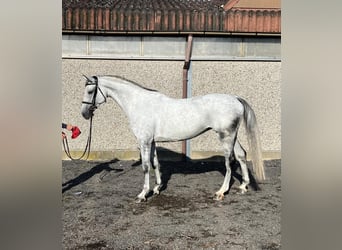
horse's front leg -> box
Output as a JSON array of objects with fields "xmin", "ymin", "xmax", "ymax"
[{"xmin": 136, "ymin": 141, "xmax": 152, "ymax": 203}]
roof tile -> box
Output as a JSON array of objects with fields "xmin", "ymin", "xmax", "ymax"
[{"xmin": 62, "ymin": 0, "xmax": 281, "ymax": 34}]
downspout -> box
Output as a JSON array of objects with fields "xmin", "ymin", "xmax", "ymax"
[{"xmin": 182, "ymin": 34, "xmax": 193, "ymax": 160}]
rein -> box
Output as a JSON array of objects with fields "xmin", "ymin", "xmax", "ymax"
[
  {"xmin": 62, "ymin": 76, "xmax": 104, "ymax": 161},
  {"xmin": 62, "ymin": 115, "xmax": 93, "ymax": 160}
]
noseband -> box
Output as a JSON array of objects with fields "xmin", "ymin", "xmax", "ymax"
[{"xmin": 82, "ymin": 76, "xmax": 107, "ymax": 114}]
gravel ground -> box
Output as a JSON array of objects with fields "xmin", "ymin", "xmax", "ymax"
[{"xmin": 62, "ymin": 158, "xmax": 281, "ymax": 250}]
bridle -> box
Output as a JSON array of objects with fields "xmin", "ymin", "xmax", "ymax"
[
  {"xmin": 62, "ymin": 75, "xmax": 106, "ymax": 161},
  {"xmin": 81, "ymin": 75, "xmax": 107, "ymax": 112}
]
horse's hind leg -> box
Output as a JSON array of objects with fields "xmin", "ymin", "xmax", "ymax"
[
  {"xmin": 151, "ymin": 141, "xmax": 162, "ymax": 195},
  {"xmin": 234, "ymin": 140, "xmax": 250, "ymax": 194},
  {"xmin": 136, "ymin": 141, "xmax": 152, "ymax": 202},
  {"xmin": 214, "ymin": 131, "xmax": 237, "ymax": 201}
]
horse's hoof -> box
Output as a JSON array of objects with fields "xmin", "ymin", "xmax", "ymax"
[
  {"xmin": 213, "ymin": 193, "xmax": 224, "ymax": 201},
  {"xmin": 135, "ymin": 197, "xmax": 146, "ymax": 203},
  {"xmin": 153, "ymin": 186, "xmax": 161, "ymax": 195},
  {"xmin": 238, "ymin": 185, "xmax": 248, "ymax": 194}
]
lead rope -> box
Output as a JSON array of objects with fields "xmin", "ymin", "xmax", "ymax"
[{"xmin": 62, "ymin": 115, "xmax": 93, "ymax": 161}]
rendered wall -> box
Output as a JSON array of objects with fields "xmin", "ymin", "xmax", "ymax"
[
  {"xmin": 62, "ymin": 59, "xmax": 280, "ymax": 160},
  {"xmin": 191, "ymin": 61, "xmax": 281, "ymax": 159}
]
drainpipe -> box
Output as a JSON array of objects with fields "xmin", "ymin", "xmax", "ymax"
[{"xmin": 182, "ymin": 34, "xmax": 193, "ymax": 160}]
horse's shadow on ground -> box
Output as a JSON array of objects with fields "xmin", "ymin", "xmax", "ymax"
[
  {"xmin": 62, "ymin": 159, "xmax": 123, "ymax": 193},
  {"xmin": 62, "ymin": 148, "xmax": 260, "ymax": 195},
  {"xmin": 132, "ymin": 147, "xmax": 261, "ymax": 198}
]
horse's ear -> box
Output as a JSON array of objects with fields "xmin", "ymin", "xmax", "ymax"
[{"xmin": 82, "ymin": 74, "xmax": 91, "ymax": 81}]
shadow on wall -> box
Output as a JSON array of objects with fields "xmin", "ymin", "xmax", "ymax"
[{"xmin": 62, "ymin": 147, "xmax": 260, "ymax": 194}]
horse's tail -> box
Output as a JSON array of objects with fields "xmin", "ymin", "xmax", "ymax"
[{"xmin": 237, "ymin": 97, "xmax": 266, "ymax": 182}]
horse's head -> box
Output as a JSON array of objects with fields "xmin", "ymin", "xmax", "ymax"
[{"xmin": 81, "ymin": 75, "xmax": 107, "ymax": 120}]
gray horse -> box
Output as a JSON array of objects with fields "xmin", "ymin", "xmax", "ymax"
[{"xmin": 81, "ymin": 75, "xmax": 265, "ymax": 202}]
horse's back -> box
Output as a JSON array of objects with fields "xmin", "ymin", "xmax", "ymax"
[{"xmin": 193, "ymin": 94, "xmax": 244, "ymax": 116}]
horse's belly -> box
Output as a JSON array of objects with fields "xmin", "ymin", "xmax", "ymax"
[{"xmin": 154, "ymin": 114, "xmax": 210, "ymax": 142}]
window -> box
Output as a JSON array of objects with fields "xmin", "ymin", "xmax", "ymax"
[
  {"xmin": 191, "ymin": 37, "xmax": 280, "ymax": 60},
  {"xmin": 62, "ymin": 35, "xmax": 280, "ymax": 61}
]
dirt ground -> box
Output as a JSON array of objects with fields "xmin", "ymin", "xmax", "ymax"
[{"xmin": 62, "ymin": 157, "xmax": 281, "ymax": 250}]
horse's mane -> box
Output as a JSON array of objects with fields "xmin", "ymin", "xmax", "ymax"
[{"xmin": 100, "ymin": 75, "xmax": 157, "ymax": 92}]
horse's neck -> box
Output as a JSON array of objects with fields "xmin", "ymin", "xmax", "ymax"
[{"xmin": 103, "ymin": 80, "xmax": 151, "ymax": 114}]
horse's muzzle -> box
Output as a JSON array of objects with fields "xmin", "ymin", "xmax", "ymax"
[
  {"xmin": 81, "ymin": 103, "xmax": 97, "ymax": 120},
  {"xmin": 81, "ymin": 108, "xmax": 92, "ymax": 120},
  {"xmin": 81, "ymin": 111, "xmax": 90, "ymax": 120}
]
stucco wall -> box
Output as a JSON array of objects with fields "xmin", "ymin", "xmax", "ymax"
[
  {"xmin": 191, "ymin": 61, "xmax": 281, "ymax": 155},
  {"xmin": 62, "ymin": 59, "xmax": 280, "ymax": 160}
]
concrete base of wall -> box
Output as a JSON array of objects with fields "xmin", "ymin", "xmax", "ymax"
[{"xmin": 62, "ymin": 150, "xmax": 280, "ymax": 161}]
